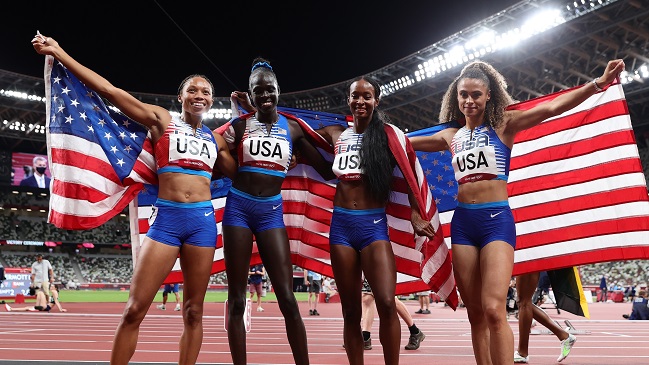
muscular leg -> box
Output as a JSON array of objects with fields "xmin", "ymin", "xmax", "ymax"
[
  {"xmin": 452, "ymin": 244, "xmax": 490, "ymax": 365},
  {"xmin": 256, "ymin": 228, "xmax": 309, "ymax": 365},
  {"xmin": 362, "ymin": 241, "xmax": 399, "ymax": 365},
  {"xmin": 162, "ymin": 292, "xmax": 168, "ymax": 305},
  {"xmin": 177, "ymin": 244, "xmax": 215, "ymax": 365},
  {"xmin": 223, "ymin": 225, "xmax": 254, "ymax": 365},
  {"xmin": 516, "ymin": 273, "xmax": 569, "ymax": 358},
  {"xmin": 395, "ymin": 298, "xmax": 414, "ymax": 327},
  {"xmin": 174, "ymin": 291, "xmax": 181, "ymax": 306},
  {"xmin": 361, "ymin": 293, "xmax": 376, "ymax": 332},
  {"xmin": 515, "ymin": 272, "xmax": 538, "ymax": 358},
  {"xmin": 330, "ymin": 244, "xmax": 363, "ymax": 365},
  {"xmin": 480, "ymin": 241, "xmax": 515, "ymax": 365},
  {"xmin": 111, "ymin": 238, "xmax": 179, "ymax": 365}
]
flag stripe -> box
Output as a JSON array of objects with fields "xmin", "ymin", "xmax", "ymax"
[
  {"xmin": 416, "ymin": 82, "xmax": 649, "ymax": 276},
  {"xmin": 45, "ymin": 56, "xmax": 156, "ymax": 230}
]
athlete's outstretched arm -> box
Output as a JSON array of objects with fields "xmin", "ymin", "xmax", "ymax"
[{"xmin": 32, "ymin": 33, "xmax": 169, "ymax": 134}]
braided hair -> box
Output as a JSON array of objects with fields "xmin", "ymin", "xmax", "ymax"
[
  {"xmin": 438, "ymin": 61, "xmax": 515, "ymax": 129},
  {"xmin": 348, "ymin": 76, "xmax": 394, "ymax": 203}
]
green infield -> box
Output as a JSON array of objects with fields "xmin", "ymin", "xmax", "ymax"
[{"xmin": 30, "ymin": 290, "xmax": 310, "ymax": 303}]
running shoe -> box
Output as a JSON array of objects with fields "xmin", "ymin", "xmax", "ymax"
[
  {"xmin": 422, "ymin": 309, "xmax": 431, "ymax": 314},
  {"xmin": 557, "ymin": 334, "xmax": 577, "ymax": 362},
  {"xmin": 4, "ymin": 303, "xmax": 11, "ymax": 312},
  {"xmin": 256, "ymin": 306, "xmax": 264, "ymax": 312},
  {"xmin": 313, "ymin": 309, "xmax": 320, "ymax": 316},
  {"xmin": 514, "ymin": 351, "xmax": 529, "ymax": 363},
  {"xmin": 156, "ymin": 304, "xmax": 166, "ymax": 310},
  {"xmin": 415, "ymin": 309, "xmax": 423, "ymax": 314},
  {"xmin": 174, "ymin": 304, "xmax": 181, "ymax": 311},
  {"xmin": 404, "ymin": 331, "xmax": 426, "ymax": 350},
  {"xmin": 364, "ymin": 338, "xmax": 372, "ymax": 350}
]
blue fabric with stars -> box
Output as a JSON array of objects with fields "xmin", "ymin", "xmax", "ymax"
[
  {"xmin": 406, "ymin": 121, "xmax": 463, "ymax": 213},
  {"xmin": 48, "ymin": 60, "xmax": 149, "ymax": 183}
]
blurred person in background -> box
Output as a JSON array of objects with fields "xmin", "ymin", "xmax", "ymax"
[
  {"xmin": 157, "ymin": 283, "xmax": 182, "ymax": 311},
  {"xmin": 20, "ymin": 156, "xmax": 51, "ymax": 188},
  {"xmin": 31, "ymin": 254, "xmax": 54, "ymax": 297},
  {"xmin": 5, "ymin": 284, "xmax": 67, "ymax": 312}
]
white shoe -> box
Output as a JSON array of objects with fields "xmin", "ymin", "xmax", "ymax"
[
  {"xmin": 557, "ymin": 334, "xmax": 577, "ymax": 362},
  {"xmin": 174, "ymin": 304, "xmax": 181, "ymax": 311},
  {"xmin": 256, "ymin": 307, "xmax": 264, "ymax": 312},
  {"xmin": 156, "ymin": 304, "xmax": 166, "ymax": 310},
  {"xmin": 5, "ymin": 303, "xmax": 12, "ymax": 312},
  {"xmin": 514, "ymin": 351, "xmax": 529, "ymax": 363}
]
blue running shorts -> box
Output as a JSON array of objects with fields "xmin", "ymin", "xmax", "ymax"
[{"xmin": 451, "ymin": 201, "xmax": 516, "ymax": 249}]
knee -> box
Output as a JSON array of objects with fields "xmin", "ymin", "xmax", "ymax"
[
  {"xmin": 464, "ymin": 304, "xmax": 485, "ymax": 323},
  {"xmin": 228, "ymin": 297, "xmax": 247, "ymax": 318},
  {"xmin": 517, "ymin": 299, "xmax": 533, "ymax": 313},
  {"xmin": 483, "ymin": 304, "xmax": 506, "ymax": 327},
  {"xmin": 341, "ymin": 306, "xmax": 362, "ymax": 324},
  {"xmin": 374, "ymin": 296, "xmax": 396, "ymax": 318},
  {"xmin": 183, "ymin": 303, "xmax": 203, "ymax": 328},
  {"xmin": 121, "ymin": 302, "xmax": 148, "ymax": 326},
  {"xmin": 361, "ymin": 295, "xmax": 374, "ymax": 307}
]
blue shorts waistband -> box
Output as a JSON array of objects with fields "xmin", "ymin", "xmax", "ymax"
[
  {"xmin": 158, "ymin": 166, "xmax": 212, "ymax": 179},
  {"xmin": 457, "ymin": 200, "xmax": 509, "ymax": 209},
  {"xmin": 333, "ymin": 206, "xmax": 386, "ymax": 215},
  {"xmin": 230, "ymin": 187, "xmax": 282, "ymax": 201},
  {"xmin": 155, "ymin": 198, "xmax": 213, "ymax": 208}
]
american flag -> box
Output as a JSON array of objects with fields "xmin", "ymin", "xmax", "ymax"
[
  {"xmin": 133, "ymin": 108, "xmax": 459, "ymax": 307},
  {"xmin": 408, "ymin": 81, "xmax": 649, "ymax": 274},
  {"xmin": 44, "ymin": 56, "xmax": 157, "ymax": 230}
]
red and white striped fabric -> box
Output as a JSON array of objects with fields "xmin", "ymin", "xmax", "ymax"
[
  {"xmin": 433, "ymin": 81, "xmax": 649, "ymax": 274},
  {"xmin": 131, "ymin": 111, "xmax": 459, "ymax": 308},
  {"xmin": 44, "ymin": 55, "xmax": 158, "ymax": 230}
]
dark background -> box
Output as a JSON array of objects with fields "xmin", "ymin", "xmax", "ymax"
[{"xmin": 0, "ymin": 1, "xmax": 519, "ymax": 96}]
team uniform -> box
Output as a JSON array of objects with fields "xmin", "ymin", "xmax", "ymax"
[
  {"xmin": 222, "ymin": 114, "xmax": 293, "ymax": 232},
  {"xmin": 449, "ymin": 123, "xmax": 516, "ymax": 249},
  {"xmin": 329, "ymin": 128, "xmax": 390, "ymax": 251},
  {"xmin": 146, "ymin": 116, "xmax": 218, "ymax": 248}
]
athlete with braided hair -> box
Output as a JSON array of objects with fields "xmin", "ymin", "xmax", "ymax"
[
  {"xmin": 316, "ymin": 76, "xmax": 435, "ymax": 365},
  {"xmin": 409, "ymin": 59, "xmax": 624, "ymax": 365}
]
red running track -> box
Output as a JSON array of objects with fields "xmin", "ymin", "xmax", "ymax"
[{"xmin": 1, "ymin": 300, "xmax": 648, "ymax": 364}]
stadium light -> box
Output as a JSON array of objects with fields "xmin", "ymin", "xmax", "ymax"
[{"xmin": 381, "ymin": 0, "xmax": 619, "ymax": 97}]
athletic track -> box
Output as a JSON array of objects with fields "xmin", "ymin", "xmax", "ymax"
[{"xmin": 1, "ymin": 300, "xmax": 647, "ymax": 364}]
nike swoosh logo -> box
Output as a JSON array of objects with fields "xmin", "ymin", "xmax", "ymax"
[
  {"xmin": 373, "ymin": 218, "xmax": 384, "ymax": 224},
  {"xmin": 204, "ymin": 211, "xmax": 213, "ymax": 216},
  {"xmin": 490, "ymin": 211, "xmax": 503, "ymax": 218},
  {"xmin": 273, "ymin": 204, "xmax": 282, "ymax": 210}
]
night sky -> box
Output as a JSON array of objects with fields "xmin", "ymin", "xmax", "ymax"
[{"xmin": 1, "ymin": 1, "xmax": 520, "ymax": 96}]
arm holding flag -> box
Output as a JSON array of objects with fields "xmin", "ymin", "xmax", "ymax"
[
  {"xmin": 33, "ymin": 32, "xmax": 231, "ymax": 364},
  {"xmin": 502, "ymin": 59, "xmax": 625, "ymax": 139},
  {"xmin": 406, "ymin": 58, "xmax": 626, "ymax": 364},
  {"xmin": 32, "ymin": 34, "xmax": 171, "ymax": 138}
]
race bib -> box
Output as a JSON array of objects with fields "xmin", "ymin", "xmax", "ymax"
[
  {"xmin": 452, "ymin": 145, "xmax": 498, "ymax": 183},
  {"xmin": 168, "ymin": 132, "xmax": 217, "ymax": 170},
  {"xmin": 241, "ymin": 135, "xmax": 291, "ymax": 171}
]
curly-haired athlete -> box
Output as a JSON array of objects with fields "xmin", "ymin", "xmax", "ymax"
[{"xmin": 410, "ymin": 59, "xmax": 624, "ymax": 365}]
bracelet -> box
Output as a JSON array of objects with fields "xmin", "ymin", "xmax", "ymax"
[{"xmin": 592, "ymin": 78, "xmax": 603, "ymax": 92}]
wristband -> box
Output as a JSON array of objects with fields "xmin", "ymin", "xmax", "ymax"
[{"xmin": 592, "ymin": 78, "xmax": 603, "ymax": 92}]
